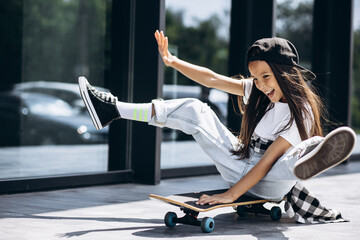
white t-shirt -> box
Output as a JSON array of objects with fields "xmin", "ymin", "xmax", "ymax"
[{"xmin": 242, "ymin": 79, "xmax": 312, "ymax": 147}]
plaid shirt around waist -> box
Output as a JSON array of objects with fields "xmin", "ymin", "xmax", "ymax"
[
  {"xmin": 285, "ymin": 181, "xmax": 348, "ymax": 223},
  {"xmin": 249, "ymin": 135, "xmax": 273, "ymax": 154}
]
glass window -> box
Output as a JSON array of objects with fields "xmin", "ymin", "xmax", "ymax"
[
  {"xmin": 0, "ymin": 0, "xmax": 110, "ymax": 179},
  {"xmin": 352, "ymin": 0, "xmax": 360, "ymax": 154},
  {"xmin": 161, "ymin": 0, "xmax": 231, "ymax": 169},
  {"xmin": 276, "ymin": 0, "xmax": 314, "ymax": 69}
]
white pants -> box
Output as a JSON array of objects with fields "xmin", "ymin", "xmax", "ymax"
[{"xmin": 149, "ymin": 98, "xmax": 322, "ymax": 201}]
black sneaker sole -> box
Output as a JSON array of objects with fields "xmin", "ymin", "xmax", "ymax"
[
  {"xmin": 294, "ymin": 127, "xmax": 356, "ymax": 180},
  {"xmin": 78, "ymin": 76, "xmax": 103, "ymax": 130}
]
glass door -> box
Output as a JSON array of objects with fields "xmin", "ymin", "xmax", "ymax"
[{"xmin": 161, "ymin": 0, "xmax": 231, "ymax": 169}]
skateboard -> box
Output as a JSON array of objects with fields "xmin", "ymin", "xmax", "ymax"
[{"xmin": 149, "ymin": 189, "xmax": 283, "ymax": 233}]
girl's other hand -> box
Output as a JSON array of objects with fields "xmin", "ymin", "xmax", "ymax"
[
  {"xmin": 154, "ymin": 30, "xmax": 175, "ymax": 67},
  {"xmin": 196, "ymin": 193, "xmax": 234, "ymax": 206}
]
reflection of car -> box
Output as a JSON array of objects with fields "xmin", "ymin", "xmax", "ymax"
[
  {"xmin": 162, "ymin": 84, "xmax": 228, "ymax": 141},
  {"xmin": 0, "ymin": 90, "xmax": 108, "ymax": 146},
  {"xmin": 14, "ymin": 81, "xmax": 109, "ymax": 115},
  {"xmin": 11, "ymin": 81, "xmax": 228, "ymax": 143}
]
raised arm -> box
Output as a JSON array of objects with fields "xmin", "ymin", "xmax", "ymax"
[
  {"xmin": 196, "ymin": 136, "xmax": 292, "ymax": 205},
  {"xmin": 155, "ymin": 30, "xmax": 245, "ymax": 96}
]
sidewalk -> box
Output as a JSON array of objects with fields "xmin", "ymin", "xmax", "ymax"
[{"xmin": 1, "ymin": 161, "xmax": 360, "ymax": 240}]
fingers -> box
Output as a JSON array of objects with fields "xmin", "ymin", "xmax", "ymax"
[
  {"xmin": 196, "ymin": 194, "xmax": 219, "ymax": 206},
  {"xmin": 155, "ymin": 30, "xmax": 173, "ymax": 66},
  {"xmin": 196, "ymin": 194, "xmax": 208, "ymax": 205},
  {"xmin": 154, "ymin": 30, "xmax": 167, "ymax": 54},
  {"xmin": 154, "ymin": 30, "xmax": 161, "ymax": 51},
  {"xmin": 164, "ymin": 36, "xmax": 169, "ymax": 57},
  {"xmin": 160, "ymin": 31, "xmax": 166, "ymax": 56}
]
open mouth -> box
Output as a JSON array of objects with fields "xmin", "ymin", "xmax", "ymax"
[{"xmin": 265, "ymin": 89, "xmax": 275, "ymax": 98}]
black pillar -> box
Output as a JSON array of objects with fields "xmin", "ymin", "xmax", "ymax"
[
  {"xmin": 108, "ymin": 0, "xmax": 165, "ymax": 185},
  {"xmin": 131, "ymin": 0, "xmax": 165, "ymax": 184},
  {"xmin": 227, "ymin": 0, "xmax": 275, "ymax": 132},
  {"xmin": 0, "ymin": 0, "xmax": 23, "ymax": 147},
  {"xmin": 108, "ymin": 0, "xmax": 135, "ymax": 172},
  {"xmin": 312, "ymin": 0, "xmax": 353, "ymax": 131},
  {"xmin": 0, "ymin": 0, "xmax": 23, "ymax": 91}
]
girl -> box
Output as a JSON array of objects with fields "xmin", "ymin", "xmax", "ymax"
[{"xmin": 78, "ymin": 30, "xmax": 356, "ymax": 223}]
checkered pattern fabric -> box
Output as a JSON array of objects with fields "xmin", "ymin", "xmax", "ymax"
[
  {"xmin": 250, "ymin": 135, "xmax": 273, "ymax": 154},
  {"xmin": 284, "ymin": 181, "xmax": 348, "ymax": 223}
]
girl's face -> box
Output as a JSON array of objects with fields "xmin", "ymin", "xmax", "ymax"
[{"xmin": 248, "ymin": 60, "xmax": 286, "ymax": 103}]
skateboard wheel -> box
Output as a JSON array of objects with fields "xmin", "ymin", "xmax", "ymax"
[
  {"xmin": 270, "ymin": 206, "xmax": 282, "ymax": 221},
  {"xmin": 164, "ymin": 212, "xmax": 177, "ymax": 227},
  {"xmin": 236, "ymin": 206, "xmax": 247, "ymax": 217},
  {"xmin": 201, "ymin": 217, "xmax": 215, "ymax": 233}
]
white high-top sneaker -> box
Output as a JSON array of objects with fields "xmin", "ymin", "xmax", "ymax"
[{"xmin": 294, "ymin": 126, "xmax": 356, "ymax": 180}]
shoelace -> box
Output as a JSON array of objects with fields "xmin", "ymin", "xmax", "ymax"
[{"xmin": 88, "ymin": 85, "xmax": 117, "ymax": 103}]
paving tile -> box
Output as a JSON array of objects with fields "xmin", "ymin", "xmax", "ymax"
[{"xmin": 1, "ymin": 162, "xmax": 360, "ymax": 239}]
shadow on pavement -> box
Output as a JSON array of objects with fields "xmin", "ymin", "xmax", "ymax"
[{"xmin": 54, "ymin": 212, "xmax": 301, "ymax": 239}]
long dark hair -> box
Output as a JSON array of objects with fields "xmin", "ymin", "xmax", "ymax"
[{"xmin": 232, "ymin": 62, "xmax": 325, "ymax": 159}]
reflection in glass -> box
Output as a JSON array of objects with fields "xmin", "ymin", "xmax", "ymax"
[
  {"xmin": 351, "ymin": 0, "xmax": 360, "ymax": 154},
  {"xmin": 0, "ymin": 0, "xmax": 110, "ymax": 179},
  {"xmin": 26, "ymin": 95, "xmax": 75, "ymax": 117},
  {"xmin": 276, "ymin": 0, "xmax": 314, "ymax": 69},
  {"xmin": 161, "ymin": 0, "xmax": 231, "ymax": 169}
]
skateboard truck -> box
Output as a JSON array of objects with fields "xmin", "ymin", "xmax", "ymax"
[
  {"xmin": 164, "ymin": 208, "xmax": 215, "ymax": 233},
  {"xmin": 236, "ymin": 204, "xmax": 282, "ymax": 220}
]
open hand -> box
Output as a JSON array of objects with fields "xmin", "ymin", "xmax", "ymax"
[
  {"xmin": 196, "ymin": 193, "xmax": 234, "ymax": 206},
  {"xmin": 154, "ymin": 30, "xmax": 175, "ymax": 67}
]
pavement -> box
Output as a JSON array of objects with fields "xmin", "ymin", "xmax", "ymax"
[{"xmin": 1, "ymin": 160, "xmax": 360, "ymax": 240}]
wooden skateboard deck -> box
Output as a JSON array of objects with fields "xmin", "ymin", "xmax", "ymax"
[
  {"xmin": 149, "ymin": 189, "xmax": 270, "ymax": 212},
  {"xmin": 149, "ymin": 189, "xmax": 283, "ymax": 233}
]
